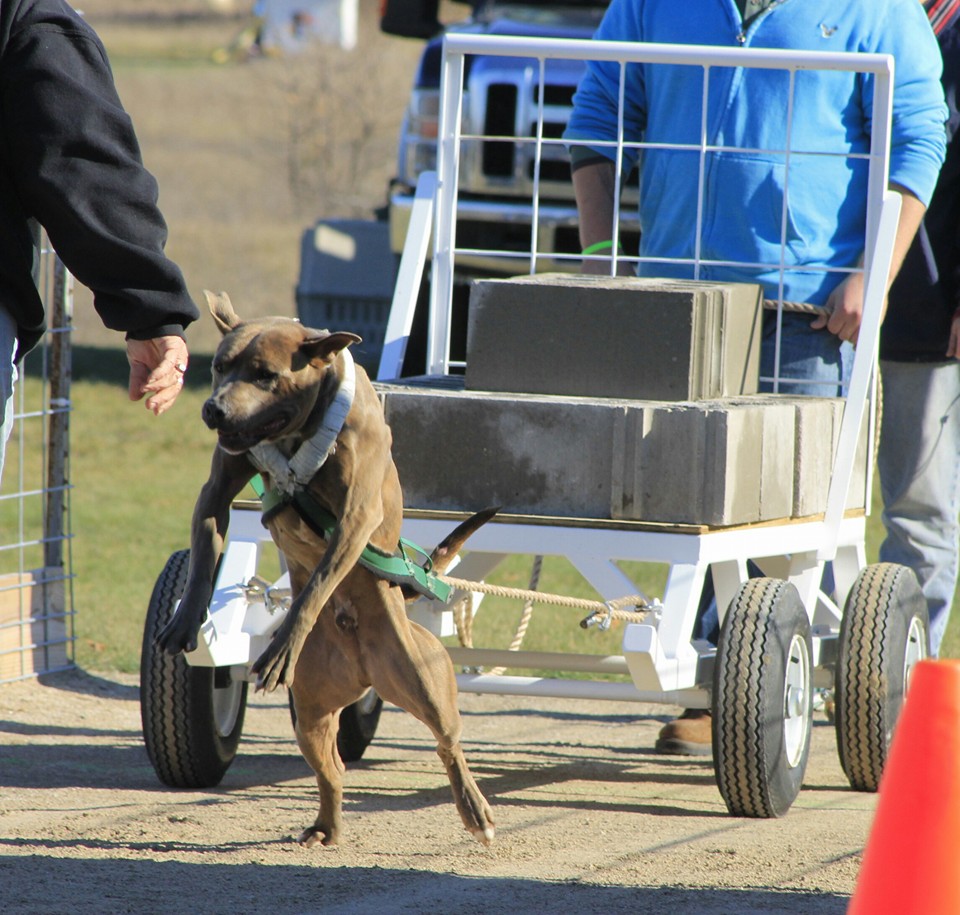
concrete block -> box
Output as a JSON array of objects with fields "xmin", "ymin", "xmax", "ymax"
[
  {"xmin": 793, "ymin": 398, "xmax": 839, "ymax": 518},
  {"xmin": 612, "ymin": 403, "xmax": 761, "ymax": 526},
  {"xmin": 379, "ymin": 379, "xmax": 623, "ymax": 518},
  {"xmin": 464, "ymin": 273, "xmax": 763, "ymax": 402},
  {"xmin": 611, "ymin": 398, "xmax": 795, "ymax": 525},
  {"xmin": 715, "ymin": 396, "xmax": 803, "ymax": 522},
  {"xmin": 755, "ymin": 396, "xmax": 868, "ymax": 517},
  {"xmin": 377, "ymin": 380, "xmax": 866, "ymax": 525}
]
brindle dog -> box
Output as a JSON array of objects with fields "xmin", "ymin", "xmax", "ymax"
[{"xmin": 158, "ymin": 291, "xmax": 495, "ymax": 847}]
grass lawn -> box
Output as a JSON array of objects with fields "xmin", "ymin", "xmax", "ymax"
[{"xmin": 6, "ymin": 347, "xmax": 953, "ymax": 674}]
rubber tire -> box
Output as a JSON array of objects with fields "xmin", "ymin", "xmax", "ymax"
[
  {"xmin": 713, "ymin": 578, "xmax": 813, "ymax": 818},
  {"xmin": 140, "ymin": 549, "xmax": 248, "ymax": 788},
  {"xmin": 336, "ymin": 688, "xmax": 383, "ymax": 761},
  {"xmin": 835, "ymin": 562, "xmax": 929, "ymax": 792},
  {"xmin": 288, "ymin": 687, "xmax": 383, "ymax": 762}
]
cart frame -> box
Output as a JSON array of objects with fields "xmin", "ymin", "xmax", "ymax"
[
  {"xmin": 143, "ymin": 37, "xmax": 929, "ymax": 814},
  {"xmin": 376, "ymin": 35, "xmax": 899, "ymax": 703}
]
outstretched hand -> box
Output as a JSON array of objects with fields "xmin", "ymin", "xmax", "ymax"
[{"xmin": 126, "ymin": 335, "xmax": 189, "ymax": 415}]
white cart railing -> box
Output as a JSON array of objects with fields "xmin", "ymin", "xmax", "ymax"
[{"xmin": 380, "ymin": 36, "xmax": 898, "ymax": 704}]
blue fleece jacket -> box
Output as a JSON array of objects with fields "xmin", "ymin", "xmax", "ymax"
[{"xmin": 563, "ymin": 0, "xmax": 948, "ymax": 306}]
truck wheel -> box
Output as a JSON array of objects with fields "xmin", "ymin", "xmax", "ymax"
[
  {"xmin": 140, "ymin": 549, "xmax": 248, "ymax": 788},
  {"xmin": 337, "ymin": 688, "xmax": 383, "ymax": 761},
  {"xmin": 713, "ymin": 578, "xmax": 813, "ymax": 818},
  {"xmin": 288, "ymin": 687, "xmax": 383, "ymax": 762},
  {"xmin": 835, "ymin": 563, "xmax": 929, "ymax": 792}
]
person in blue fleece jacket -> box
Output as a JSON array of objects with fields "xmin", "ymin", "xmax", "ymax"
[{"xmin": 564, "ymin": 0, "xmax": 948, "ymax": 754}]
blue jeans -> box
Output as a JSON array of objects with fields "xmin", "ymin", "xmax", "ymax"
[
  {"xmin": 697, "ymin": 312, "xmax": 851, "ymax": 639},
  {"xmin": 759, "ymin": 310, "xmax": 853, "ymax": 397},
  {"xmin": 877, "ymin": 359, "xmax": 960, "ymax": 657},
  {"xmin": 0, "ymin": 306, "xmax": 17, "ymax": 485}
]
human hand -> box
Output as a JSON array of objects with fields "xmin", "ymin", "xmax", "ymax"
[
  {"xmin": 811, "ymin": 272, "xmax": 876, "ymax": 345},
  {"xmin": 126, "ymin": 335, "xmax": 189, "ymax": 416},
  {"xmin": 948, "ymin": 307, "xmax": 960, "ymax": 360}
]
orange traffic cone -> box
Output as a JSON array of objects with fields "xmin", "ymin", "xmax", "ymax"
[{"xmin": 848, "ymin": 659, "xmax": 960, "ymax": 915}]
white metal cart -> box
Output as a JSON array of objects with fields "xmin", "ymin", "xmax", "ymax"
[{"xmin": 140, "ymin": 36, "xmax": 929, "ymax": 818}]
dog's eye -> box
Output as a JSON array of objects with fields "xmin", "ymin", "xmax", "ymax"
[{"xmin": 255, "ymin": 367, "xmax": 278, "ymax": 385}]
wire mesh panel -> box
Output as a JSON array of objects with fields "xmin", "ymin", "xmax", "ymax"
[
  {"xmin": 0, "ymin": 236, "xmax": 75, "ymax": 683},
  {"xmin": 405, "ymin": 36, "xmax": 897, "ymax": 531},
  {"xmin": 382, "ymin": 36, "xmax": 902, "ymax": 710},
  {"xmin": 426, "ymin": 37, "xmax": 892, "ymax": 387}
]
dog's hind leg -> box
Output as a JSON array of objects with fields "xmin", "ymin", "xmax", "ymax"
[
  {"xmin": 289, "ymin": 608, "xmax": 368, "ymax": 848},
  {"xmin": 363, "ymin": 587, "xmax": 495, "ymax": 845},
  {"xmin": 290, "ymin": 684, "xmax": 347, "ymax": 848}
]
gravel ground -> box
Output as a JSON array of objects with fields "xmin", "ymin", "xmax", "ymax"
[{"xmin": 0, "ymin": 667, "xmax": 876, "ymax": 914}]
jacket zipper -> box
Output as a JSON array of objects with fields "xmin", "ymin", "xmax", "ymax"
[{"xmin": 737, "ymin": 0, "xmax": 785, "ymax": 45}]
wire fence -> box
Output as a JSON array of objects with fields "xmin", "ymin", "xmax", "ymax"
[{"xmin": 0, "ymin": 235, "xmax": 75, "ymax": 683}]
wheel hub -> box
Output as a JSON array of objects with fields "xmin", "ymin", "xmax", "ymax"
[
  {"xmin": 783, "ymin": 633, "xmax": 812, "ymax": 768},
  {"xmin": 213, "ymin": 675, "xmax": 245, "ymax": 737}
]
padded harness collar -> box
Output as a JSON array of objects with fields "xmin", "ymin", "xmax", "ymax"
[
  {"xmin": 244, "ymin": 348, "xmax": 451, "ymax": 603},
  {"xmin": 248, "ymin": 348, "xmax": 357, "ymax": 497}
]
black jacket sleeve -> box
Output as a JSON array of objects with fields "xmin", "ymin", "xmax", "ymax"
[
  {"xmin": 882, "ymin": 19, "xmax": 960, "ymax": 362},
  {"xmin": 0, "ymin": 0, "xmax": 198, "ymax": 352}
]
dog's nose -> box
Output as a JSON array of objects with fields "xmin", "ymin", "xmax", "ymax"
[{"xmin": 202, "ymin": 398, "xmax": 225, "ymax": 429}]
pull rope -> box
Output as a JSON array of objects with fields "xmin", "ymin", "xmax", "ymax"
[
  {"xmin": 453, "ymin": 555, "xmax": 545, "ymax": 675},
  {"xmin": 765, "ymin": 299, "xmax": 829, "ymax": 316},
  {"xmin": 439, "ymin": 571, "xmax": 649, "ymax": 632}
]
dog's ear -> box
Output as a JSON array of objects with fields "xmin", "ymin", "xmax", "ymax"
[
  {"xmin": 204, "ymin": 290, "xmax": 242, "ymax": 336},
  {"xmin": 301, "ymin": 331, "xmax": 363, "ymax": 363}
]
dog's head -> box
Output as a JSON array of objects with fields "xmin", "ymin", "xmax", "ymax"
[{"xmin": 200, "ymin": 290, "xmax": 361, "ymax": 455}]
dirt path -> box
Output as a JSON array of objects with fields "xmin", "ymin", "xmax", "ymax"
[{"xmin": 0, "ymin": 668, "xmax": 877, "ymax": 913}]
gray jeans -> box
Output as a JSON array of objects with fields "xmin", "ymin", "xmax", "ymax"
[{"xmin": 878, "ymin": 359, "xmax": 960, "ymax": 657}]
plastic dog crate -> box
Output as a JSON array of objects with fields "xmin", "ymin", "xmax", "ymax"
[{"xmin": 295, "ymin": 219, "xmax": 399, "ymax": 371}]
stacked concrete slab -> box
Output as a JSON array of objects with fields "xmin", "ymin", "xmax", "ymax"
[
  {"xmin": 377, "ymin": 274, "xmax": 868, "ymax": 527},
  {"xmin": 465, "ymin": 274, "xmax": 764, "ymax": 401},
  {"xmin": 377, "ymin": 380, "xmax": 867, "ymax": 527}
]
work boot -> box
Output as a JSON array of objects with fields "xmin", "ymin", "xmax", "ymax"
[{"xmin": 655, "ymin": 709, "xmax": 713, "ymax": 756}]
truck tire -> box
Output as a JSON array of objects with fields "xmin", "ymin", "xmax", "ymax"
[
  {"xmin": 288, "ymin": 687, "xmax": 383, "ymax": 762},
  {"xmin": 713, "ymin": 578, "xmax": 813, "ymax": 818},
  {"xmin": 835, "ymin": 563, "xmax": 929, "ymax": 792},
  {"xmin": 140, "ymin": 550, "xmax": 248, "ymax": 788}
]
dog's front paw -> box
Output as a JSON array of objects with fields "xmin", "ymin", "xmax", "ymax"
[
  {"xmin": 156, "ymin": 607, "xmax": 202, "ymax": 656},
  {"xmin": 251, "ymin": 632, "xmax": 301, "ymax": 691}
]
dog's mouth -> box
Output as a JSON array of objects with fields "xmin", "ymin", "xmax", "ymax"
[{"xmin": 216, "ymin": 414, "xmax": 292, "ymax": 454}]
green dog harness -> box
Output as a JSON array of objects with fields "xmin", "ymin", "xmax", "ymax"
[
  {"xmin": 240, "ymin": 346, "xmax": 451, "ymax": 603},
  {"xmin": 250, "ymin": 475, "xmax": 452, "ymax": 603}
]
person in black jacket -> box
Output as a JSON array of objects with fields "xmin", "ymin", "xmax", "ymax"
[
  {"xmin": 0, "ymin": 0, "xmax": 199, "ymax": 480},
  {"xmin": 877, "ymin": 2, "xmax": 960, "ymax": 658}
]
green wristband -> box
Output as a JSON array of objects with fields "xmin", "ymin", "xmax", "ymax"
[{"xmin": 581, "ymin": 239, "xmax": 617, "ymax": 256}]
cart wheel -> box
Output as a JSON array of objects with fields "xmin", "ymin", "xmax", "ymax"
[
  {"xmin": 713, "ymin": 578, "xmax": 813, "ymax": 818},
  {"xmin": 288, "ymin": 687, "xmax": 383, "ymax": 762},
  {"xmin": 835, "ymin": 562, "xmax": 929, "ymax": 792},
  {"xmin": 337, "ymin": 688, "xmax": 383, "ymax": 761},
  {"xmin": 140, "ymin": 549, "xmax": 248, "ymax": 788}
]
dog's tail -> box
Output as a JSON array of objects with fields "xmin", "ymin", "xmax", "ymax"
[{"xmin": 402, "ymin": 506, "xmax": 499, "ymax": 602}]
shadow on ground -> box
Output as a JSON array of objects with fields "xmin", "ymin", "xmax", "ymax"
[{"xmin": 0, "ymin": 855, "xmax": 849, "ymax": 915}]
